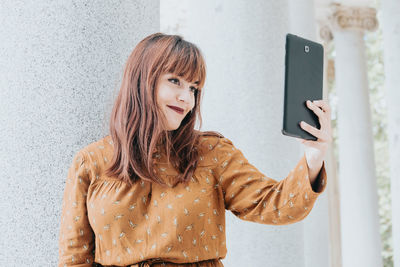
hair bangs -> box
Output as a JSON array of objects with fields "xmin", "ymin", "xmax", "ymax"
[{"xmin": 163, "ymin": 40, "xmax": 206, "ymax": 90}]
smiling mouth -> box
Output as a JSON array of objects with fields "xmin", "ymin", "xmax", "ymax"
[{"xmin": 167, "ymin": 106, "xmax": 184, "ymax": 114}]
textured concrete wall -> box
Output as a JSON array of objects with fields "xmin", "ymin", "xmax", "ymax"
[
  {"xmin": 161, "ymin": 1, "xmax": 316, "ymax": 266},
  {"xmin": 0, "ymin": 1, "xmax": 159, "ymax": 266}
]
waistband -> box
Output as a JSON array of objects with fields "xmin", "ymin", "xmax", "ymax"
[
  {"xmin": 130, "ymin": 257, "xmax": 166, "ymax": 267},
  {"xmin": 95, "ymin": 258, "xmax": 223, "ymax": 267}
]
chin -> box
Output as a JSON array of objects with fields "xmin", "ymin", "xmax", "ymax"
[
  {"xmin": 165, "ymin": 124, "xmax": 179, "ymax": 131},
  {"xmin": 169, "ymin": 122, "xmax": 183, "ymax": 131}
]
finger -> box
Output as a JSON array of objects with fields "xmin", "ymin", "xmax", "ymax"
[
  {"xmin": 309, "ymin": 100, "xmax": 331, "ymax": 129},
  {"xmin": 306, "ymin": 100, "xmax": 330, "ymax": 130},
  {"xmin": 311, "ymin": 100, "xmax": 333, "ymax": 137},
  {"xmin": 312, "ymin": 100, "xmax": 331, "ymax": 114},
  {"xmin": 299, "ymin": 121, "xmax": 322, "ymax": 140},
  {"xmin": 300, "ymin": 120, "xmax": 331, "ymax": 142},
  {"xmin": 306, "ymin": 100, "xmax": 325, "ymax": 119}
]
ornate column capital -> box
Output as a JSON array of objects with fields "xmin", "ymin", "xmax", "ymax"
[
  {"xmin": 329, "ymin": 3, "xmax": 378, "ymax": 32},
  {"xmin": 318, "ymin": 21, "xmax": 334, "ymax": 43}
]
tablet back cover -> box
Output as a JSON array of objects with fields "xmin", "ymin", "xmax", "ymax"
[{"xmin": 282, "ymin": 33, "xmax": 324, "ymax": 141}]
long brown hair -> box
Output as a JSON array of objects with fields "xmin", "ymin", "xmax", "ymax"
[{"xmin": 105, "ymin": 32, "xmax": 223, "ymax": 187}]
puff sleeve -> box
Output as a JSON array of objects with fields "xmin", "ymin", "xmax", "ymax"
[
  {"xmin": 214, "ymin": 137, "xmax": 327, "ymax": 225},
  {"xmin": 58, "ymin": 149, "xmax": 95, "ymax": 266}
]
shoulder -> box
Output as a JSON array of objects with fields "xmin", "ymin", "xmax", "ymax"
[
  {"xmin": 76, "ymin": 135, "xmax": 114, "ymax": 168},
  {"xmin": 196, "ymin": 130, "xmax": 224, "ymax": 149},
  {"xmin": 80, "ymin": 135, "xmax": 112, "ymax": 151},
  {"xmin": 196, "ymin": 130, "xmax": 235, "ymax": 147},
  {"xmin": 195, "ymin": 131, "xmax": 236, "ymax": 165}
]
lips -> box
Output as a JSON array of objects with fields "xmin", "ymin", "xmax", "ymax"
[{"xmin": 167, "ymin": 105, "xmax": 184, "ymax": 114}]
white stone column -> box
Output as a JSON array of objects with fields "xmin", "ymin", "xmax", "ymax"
[
  {"xmin": 0, "ymin": 1, "xmax": 159, "ymax": 266},
  {"xmin": 381, "ymin": 0, "xmax": 400, "ymax": 266},
  {"xmin": 288, "ymin": 1, "xmax": 331, "ymax": 267},
  {"xmin": 288, "ymin": 0, "xmax": 318, "ymax": 39},
  {"xmin": 161, "ymin": 0, "xmax": 321, "ymax": 266},
  {"xmin": 316, "ymin": 14, "xmax": 344, "ymax": 267},
  {"xmin": 329, "ymin": 4, "xmax": 383, "ymax": 267}
]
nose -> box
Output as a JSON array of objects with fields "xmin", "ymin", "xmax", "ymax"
[{"xmin": 177, "ymin": 87, "xmax": 192, "ymax": 103}]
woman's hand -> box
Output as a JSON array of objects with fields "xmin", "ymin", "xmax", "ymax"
[{"xmin": 295, "ymin": 99, "xmax": 333, "ymax": 181}]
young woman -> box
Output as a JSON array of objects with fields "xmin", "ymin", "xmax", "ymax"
[{"xmin": 58, "ymin": 32, "xmax": 332, "ymax": 267}]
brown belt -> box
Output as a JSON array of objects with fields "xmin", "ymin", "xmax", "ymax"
[
  {"xmin": 130, "ymin": 257, "xmax": 166, "ymax": 267},
  {"xmin": 95, "ymin": 258, "xmax": 221, "ymax": 266},
  {"xmin": 93, "ymin": 259, "xmax": 164, "ymax": 267}
]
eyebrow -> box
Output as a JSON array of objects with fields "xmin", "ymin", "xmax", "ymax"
[{"xmin": 172, "ymin": 74, "xmax": 199, "ymax": 86}]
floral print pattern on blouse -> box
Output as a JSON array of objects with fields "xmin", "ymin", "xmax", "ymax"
[{"xmin": 58, "ymin": 135, "xmax": 327, "ymax": 266}]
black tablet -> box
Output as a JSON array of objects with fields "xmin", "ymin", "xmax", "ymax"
[{"xmin": 282, "ymin": 33, "xmax": 324, "ymax": 141}]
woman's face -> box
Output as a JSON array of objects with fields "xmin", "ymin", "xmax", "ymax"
[{"xmin": 156, "ymin": 72, "xmax": 199, "ymax": 131}]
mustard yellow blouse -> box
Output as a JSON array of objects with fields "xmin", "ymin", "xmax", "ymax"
[{"xmin": 58, "ymin": 134, "xmax": 327, "ymax": 266}]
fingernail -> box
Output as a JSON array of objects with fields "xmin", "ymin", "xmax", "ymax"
[{"xmin": 307, "ymin": 100, "xmax": 311, "ymax": 105}]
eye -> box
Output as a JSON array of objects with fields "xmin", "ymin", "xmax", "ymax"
[
  {"xmin": 168, "ymin": 78, "xmax": 198, "ymax": 93},
  {"xmin": 168, "ymin": 78, "xmax": 179, "ymax": 84}
]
